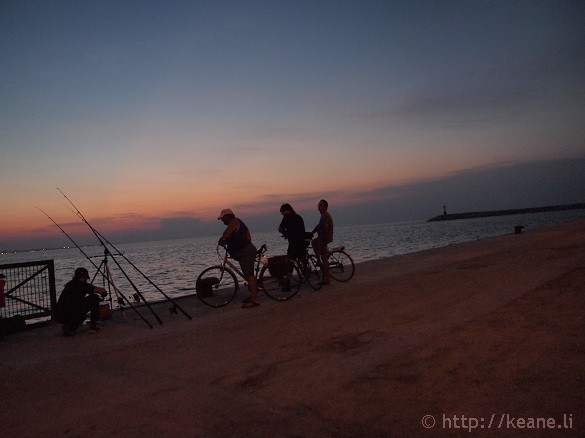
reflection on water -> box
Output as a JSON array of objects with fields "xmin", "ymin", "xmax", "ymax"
[{"xmin": 2, "ymin": 209, "xmax": 584, "ymax": 302}]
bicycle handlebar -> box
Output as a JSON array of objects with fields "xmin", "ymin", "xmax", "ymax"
[{"xmin": 216, "ymin": 243, "xmax": 268, "ymax": 259}]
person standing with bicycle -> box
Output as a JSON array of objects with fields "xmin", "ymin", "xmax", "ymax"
[
  {"xmin": 217, "ymin": 209, "xmax": 260, "ymax": 307},
  {"xmin": 278, "ymin": 203, "xmax": 307, "ymax": 271},
  {"xmin": 312, "ymin": 199, "xmax": 334, "ymax": 285}
]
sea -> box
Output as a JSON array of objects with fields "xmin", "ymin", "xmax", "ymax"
[{"xmin": 1, "ymin": 209, "xmax": 584, "ymax": 303}]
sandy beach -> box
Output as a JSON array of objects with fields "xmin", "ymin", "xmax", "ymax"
[{"xmin": 1, "ymin": 220, "xmax": 584, "ymax": 436}]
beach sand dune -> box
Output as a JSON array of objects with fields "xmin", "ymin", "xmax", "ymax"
[{"xmin": 1, "ymin": 220, "xmax": 584, "ymax": 436}]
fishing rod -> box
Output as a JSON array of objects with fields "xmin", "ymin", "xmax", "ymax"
[
  {"xmin": 57, "ymin": 188, "xmax": 164, "ymax": 325},
  {"xmin": 91, "ymin": 226, "xmax": 193, "ymax": 320},
  {"xmin": 37, "ymin": 207, "xmax": 154, "ymax": 328},
  {"xmin": 38, "ymin": 207, "xmax": 99, "ymax": 267},
  {"xmin": 58, "ymin": 188, "xmax": 192, "ymax": 321},
  {"xmin": 59, "ymin": 193, "xmax": 192, "ymax": 321},
  {"xmin": 59, "ymin": 203, "xmax": 145, "ymax": 306}
]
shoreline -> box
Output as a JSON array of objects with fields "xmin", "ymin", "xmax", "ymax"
[{"xmin": 1, "ymin": 220, "xmax": 584, "ymax": 436}]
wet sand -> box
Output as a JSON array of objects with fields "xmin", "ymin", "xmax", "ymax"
[{"xmin": 1, "ymin": 220, "xmax": 584, "ymax": 436}]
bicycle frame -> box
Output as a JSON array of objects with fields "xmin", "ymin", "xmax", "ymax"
[
  {"xmin": 215, "ymin": 244, "xmax": 267, "ymax": 287},
  {"xmin": 305, "ymin": 241, "xmax": 355, "ymax": 283}
]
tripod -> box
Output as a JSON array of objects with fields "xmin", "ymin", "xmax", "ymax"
[{"xmin": 91, "ymin": 248, "xmax": 155, "ymax": 328}]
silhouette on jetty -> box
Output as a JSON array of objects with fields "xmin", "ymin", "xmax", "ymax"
[{"xmin": 427, "ymin": 203, "xmax": 585, "ymax": 222}]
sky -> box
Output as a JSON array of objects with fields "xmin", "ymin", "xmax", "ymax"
[{"xmin": 1, "ymin": 0, "xmax": 584, "ymax": 251}]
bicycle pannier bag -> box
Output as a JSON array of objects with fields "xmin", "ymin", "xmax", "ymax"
[
  {"xmin": 268, "ymin": 255, "xmax": 290, "ymax": 277},
  {"xmin": 196, "ymin": 277, "xmax": 219, "ymax": 298}
]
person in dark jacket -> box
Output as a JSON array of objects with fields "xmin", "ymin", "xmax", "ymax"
[
  {"xmin": 54, "ymin": 267, "xmax": 107, "ymax": 336},
  {"xmin": 278, "ymin": 203, "xmax": 307, "ymax": 269}
]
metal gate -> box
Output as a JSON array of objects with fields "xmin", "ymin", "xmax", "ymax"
[{"xmin": 0, "ymin": 260, "xmax": 56, "ymax": 323}]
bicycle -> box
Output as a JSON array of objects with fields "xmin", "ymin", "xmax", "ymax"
[
  {"xmin": 327, "ymin": 246, "xmax": 355, "ymax": 282},
  {"xmin": 297, "ymin": 246, "xmax": 324, "ymax": 290},
  {"xmin": 280, "ymin": 234, "xmax": 324, "ymax": 291},
  {"xmin": 196, "ymin": 244, "xmax": 303, "ymax": 307},
  {"xmin": 307, "ymin": 233, "xmax": 355, "ymax": 282}
]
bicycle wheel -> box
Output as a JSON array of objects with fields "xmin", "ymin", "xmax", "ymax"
[
  {"xmin": 306, "ymin": 255, "xmax": 323, "ymax": 290},
  {"xmin": 328, "ymin": 250, "xmax": 355, "ymax": 282},
  {"xmin": 258, "ymin": 260, "xmax": 301, "ymax": 301},
  {"xmin": 196, "ymin": 266, "xmax": 238, "ymax": 307}
]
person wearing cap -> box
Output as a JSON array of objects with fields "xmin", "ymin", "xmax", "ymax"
[
  {"xmin": 217, "ymin": 209, "xmax": 260, "ymax": 307},
  {"xmin": 54, "ymin": 267, "xmax": 107, "ymax": 336}
]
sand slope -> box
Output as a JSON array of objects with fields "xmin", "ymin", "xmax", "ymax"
[{"xmin": 1, "ymin": 220, "xmax": 583, "ymax": 436}]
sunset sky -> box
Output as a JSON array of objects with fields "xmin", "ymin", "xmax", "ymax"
[{"xmin": 1, "ymin": 1, "xmax": 584, "ymax": 251}]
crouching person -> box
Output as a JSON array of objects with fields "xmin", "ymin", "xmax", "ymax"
[{"xmin": 54, "ymin": 267, "xmax": 107, "ymax": 336}]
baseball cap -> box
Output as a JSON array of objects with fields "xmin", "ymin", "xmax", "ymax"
[
  {"xmin": 217, "ymin": 208, "xmax": 234, "ymax": 220},
  {"xmin": 74, "ymin": 267, "xmax": 89, "ymax": 278}
]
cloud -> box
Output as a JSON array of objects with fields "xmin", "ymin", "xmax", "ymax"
[
  {"xmin": 365, "ymin": 38, "xmax": 585, "ymax": 131},
  {"xmin": 2, "ymin": 157, "xmax": 583, "ymax": 252},
  {"xmin": 225, "ymin": 156, "xmax": 585, "ymax": 229},
  {"xmin": 157, "ymin": 217, "xmax": 211, "ymax": 239},
  {"xmin": 105, "ymin": 156, "xmax": 585, "ymax": 234},
  {"xmin": 330, "ymin": 157, "xmax": 585, "ymax": 225}
]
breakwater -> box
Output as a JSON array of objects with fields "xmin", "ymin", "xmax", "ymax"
[{"xmin": 428, "ymin": 203, "xmax": 585, "ymax": 222}]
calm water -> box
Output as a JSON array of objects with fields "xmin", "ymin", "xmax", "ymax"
[{"xmin": 1, "ymin": 209, "xmax": 584, "ymax": 303}]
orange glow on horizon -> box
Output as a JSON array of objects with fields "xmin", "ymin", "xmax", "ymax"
[{"xmin": 0, "ymin": 167, "xmax": 441, "ymax": 240}]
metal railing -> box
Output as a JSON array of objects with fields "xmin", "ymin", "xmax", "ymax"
[{"xmin": 0, "ymin": 260, "xmax": 56, "ymax": 323}]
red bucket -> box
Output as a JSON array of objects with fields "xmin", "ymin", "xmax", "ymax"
[{"xmin": 99, "ymin": 303, "xmax": 112, "ymax": 320}]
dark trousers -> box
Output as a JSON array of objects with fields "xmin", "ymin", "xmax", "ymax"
[
  {"xmin": 58, "ymin": 294, "xmax": 101, "ymax": 331},
  {"xmin": 288, "ymin": 242, "xmax": 307, "ymax": 269}
]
